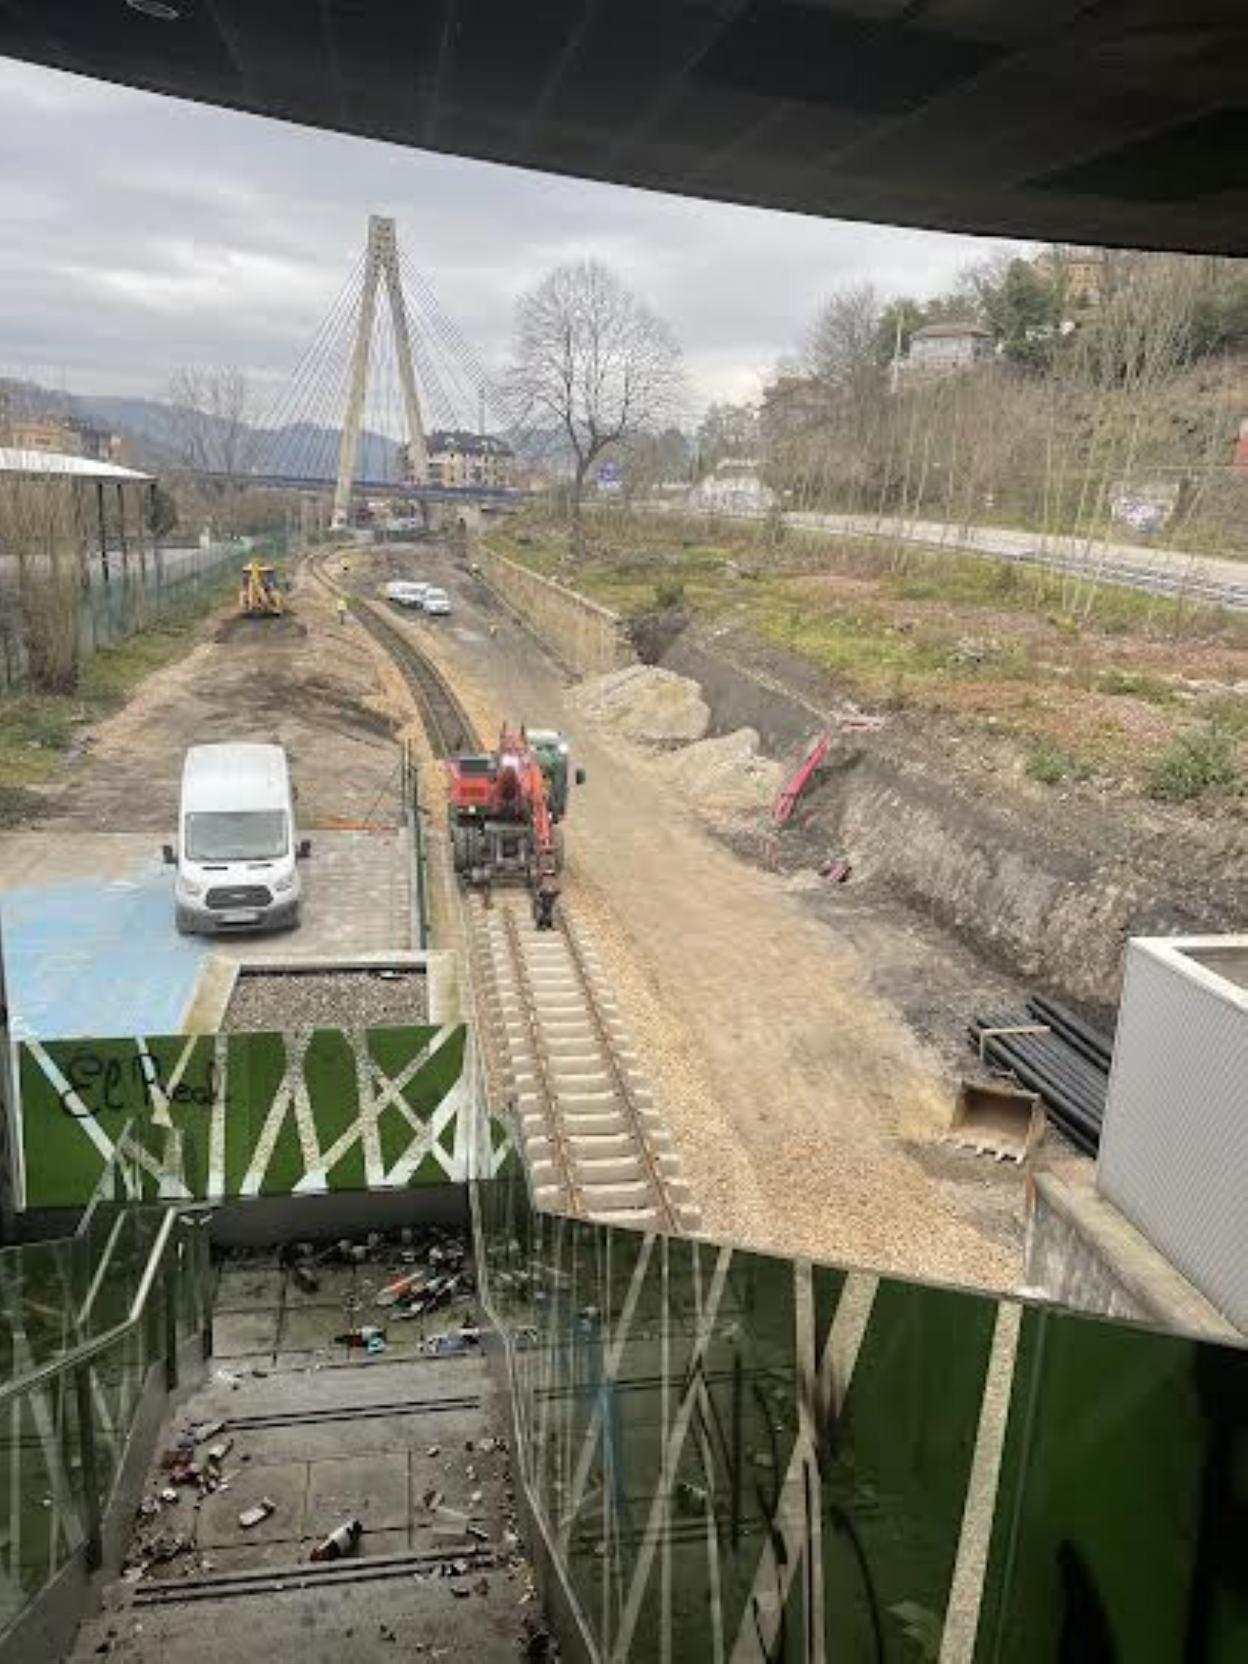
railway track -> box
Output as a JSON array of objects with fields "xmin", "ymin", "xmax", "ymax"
[
  {"xmin": 469, "ymin": 892, "xmax": 697, "ymax": 1231},
  {"xmin": 312, "ymin": 554, "xmax": 697, "ymax": 1232}
]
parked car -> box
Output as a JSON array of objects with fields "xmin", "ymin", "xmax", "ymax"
[
  {"xmin": 164, "ymin": 744, "xmax": 310, "ymax": 935},
  {"xmin": 384, "ymin": 580, "xmax": 429, "ymax": 607},
  {"xmin": 422, "ymin": 587, "xmax": 451, "ymax": 616}
]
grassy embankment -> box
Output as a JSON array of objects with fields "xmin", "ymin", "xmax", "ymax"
[
  {"xmin": 488, "ymin": 510, "xmax": 1248, "ymax": 805},
  {"xmin": 0, "ymin": 577, "xmax": 235, "ymax": 826}
]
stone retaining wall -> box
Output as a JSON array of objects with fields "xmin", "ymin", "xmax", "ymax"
[{"xmin": 477, "ymin": 546, "xmax": 633, "ymax": 677}]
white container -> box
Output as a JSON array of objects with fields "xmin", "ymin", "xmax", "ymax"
[{"xmin": 1097, "ymin": 936, "xmax": 1248, "ymax": 1331}]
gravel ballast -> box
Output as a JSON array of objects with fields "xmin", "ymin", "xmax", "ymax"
[{"xmin": 222, "ymin": 970, "xmax": 428, "ymax": 1032}]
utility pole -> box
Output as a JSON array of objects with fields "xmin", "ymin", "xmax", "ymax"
[
  {"xmin": 332, "ymin": 215, "xmax": 428, "ymax": 527},
  {"xmin": 889, "ymin": 309, "xmax": 904, "ymax": 395}
]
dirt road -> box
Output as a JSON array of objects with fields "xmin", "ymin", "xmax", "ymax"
[
  {"xmin": 37, "ymin": 567, "xmax": 405, "ymax": 833},
  {"xmin": 370, "ymin": 542, "xmax": 1022, "ymax": 1291}
]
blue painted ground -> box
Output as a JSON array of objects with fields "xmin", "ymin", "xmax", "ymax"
[{"xmin": 1, "ymin": 854, "xmax": 206, "ymax": 1040}]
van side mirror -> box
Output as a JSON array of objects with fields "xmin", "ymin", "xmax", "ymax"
[
  {"xmin": 574, "ymin": 768, "xmax": 587, "ymax": 786},
  {"xmin": 161, "ymin": 843, "xmax": 176, "ymax": 866},
  {"xmin": 297, "ymin": 839, "xmax": 312, "ymax": 859}
]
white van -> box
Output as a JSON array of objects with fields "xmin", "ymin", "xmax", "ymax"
[
  {"xmin": 164, "ymin": 743, "xmax": 309, "ymax": 935},
  {"xmin": 384, "ymin": 580, "xmax": 429, "ymax": 608}
]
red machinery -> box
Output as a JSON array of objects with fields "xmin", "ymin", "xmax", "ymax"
[{"xmin": 447, "ymin": 726, "xmax": 566, "ymax": 927}]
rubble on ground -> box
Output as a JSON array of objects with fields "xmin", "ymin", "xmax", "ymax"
[
  {"xmin": 572, "ymin": 664, "xmax": 710, "ymax": 744},
  {"xmin": 657, "ymin": 727, "xmax": 784, "ymax": 816}
]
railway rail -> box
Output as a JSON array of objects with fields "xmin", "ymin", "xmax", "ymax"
[{"xmin": 310, "ymin": 553, "xmax": 697, "ymax": 1232}]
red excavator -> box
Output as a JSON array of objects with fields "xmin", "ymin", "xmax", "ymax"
[{"xmin": 446, "ymin": 725, "xmax": 583, "ymax": 928}]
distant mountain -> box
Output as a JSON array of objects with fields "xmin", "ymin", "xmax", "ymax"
[
  {"xmin": 0, "ymin": 375, "xmax": 402, "ymax": 481},
  {"xmin": 260, "ymin": 421, "xmax": 400, "ymax": 481}
]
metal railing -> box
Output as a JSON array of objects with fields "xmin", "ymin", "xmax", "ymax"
[
  {"xmin": 402, "ymin": 739, "xmax": 431, "ymax": 949},
  {"xmin": 0, "ymin": 1193, "xmax": 212, "ymax": 1622}
]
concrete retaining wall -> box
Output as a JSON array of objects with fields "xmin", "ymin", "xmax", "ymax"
[
  {"xmin": 477, "ymin": 546, "xmax": 633, "ymax": 677},
  {"xmin": 1024, "ymin": 1171, "xmax": 1239, "ymax": 1341}
]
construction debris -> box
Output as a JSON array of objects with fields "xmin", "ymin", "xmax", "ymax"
[
  {"xmin": 334, "ymin": 1324, "xmax": 387, "ymax": 1354},
  {"xmin": 432, "ymin": 1504, "xmax": 470, "ymax": 1539},
  {"xmin": 424, "ymin": 1325, "xmax": 480, "ymax": 1357},
  {"xmin": 292, "ymin": 1263, "xmax": 320, "ymax": 1295},
  {"xmin": 658, "ymin": 727, "xmax": 783, "ymax": 818},
  {"xmin": 377, "ymin": 1271, "xmax": 420, "ymax": 1306},
  {"xmin": 773, "ymin": 734, "xmax": 830, "ymax": 826},
  {"xmin": 310, "ymin": 1518, "xmax": 363, "ymax": 1562},
  {"xmin": 573, "ymin": 664, "xmax": 710, "ymax": 744},
  {"xmin": 238, "ymin": 1498, "xmax": 276, "ymax": 1530}
]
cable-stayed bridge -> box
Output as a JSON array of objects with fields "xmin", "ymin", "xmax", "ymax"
[{"xmin": 239, "ymin": 216, "xmax": 528, "ymax": 521}]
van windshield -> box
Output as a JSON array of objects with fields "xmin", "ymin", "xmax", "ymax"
[{"xmin": 185, "ymin": 810, "xmax": 288, "ymax": 861}]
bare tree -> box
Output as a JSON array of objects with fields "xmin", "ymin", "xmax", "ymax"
[
  {"xmin": 805, "ymin": 284, "xmax": 886, "ymax": 405},
  {"xmin": 695, "ymin": 402, "xmax": 760, "ymax": 473},
  {"xmin": 0, "ymin": 477, "xmax": 88, "ymax": 691},
  {"xmin": 509, "ymin": 260, "xmax": 683, "ymax": 555},
  {"xmin": 165, "ymin": 366, "xmax": 258, "ymax": 486}
]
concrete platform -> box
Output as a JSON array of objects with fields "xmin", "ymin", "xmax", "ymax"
[
  {"xmin": 0, "ymin": 830, "xmax": 411, "ymax": 1040},
  {"xmin": 1024, "ymin": 1163, "xmax": 1242, "ymax": 1342}
]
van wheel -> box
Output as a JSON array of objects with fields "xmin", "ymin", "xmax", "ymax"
[
  {"xmin": 287, "ymin": 903, "xmax": 302, "ymax": 931},
  {"xmin": 175, "ymin": 908, "xmax": 196, "ymax": 936}
]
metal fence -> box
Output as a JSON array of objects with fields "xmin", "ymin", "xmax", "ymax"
[
  {"xmin": 0, "ymin": 540, "xmax": 243, "ymax": 694},
  {"xmin": 477, "ymin": 1145, "xmax": 1248, "ymax": 1663}
]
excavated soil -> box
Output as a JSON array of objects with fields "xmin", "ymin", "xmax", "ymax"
[
  {"xmin": 659, "ymin": 620, "xmax": 1248, "ymax": 1018},
  {"xmin": 571, "ymin": 664, "xmax": 710, "ymax": 744},
  {"xmin": 28, "ymin": 568, "xmax": 406, "ymax": 833},
  {"xmin": 657, "ymin": 727, "xmax": 784, "ymax": 820}
]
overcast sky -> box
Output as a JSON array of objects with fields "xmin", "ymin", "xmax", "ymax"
[{"xmin": 1, "ymin": 56, "xmax": 1024, "ymax": 423}]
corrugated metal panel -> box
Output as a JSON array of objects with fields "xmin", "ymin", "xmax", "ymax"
[
  {"xmin": 1098, "ymin": 938, "xmax": 1248, "ymax": 1332},
  {"xmin": 0, "ymin": 446, "xmax": 151, "ymax": 482}
]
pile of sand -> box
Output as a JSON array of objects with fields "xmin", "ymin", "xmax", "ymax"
[
  {"xmin": 659, "ymin": 727, "xmax": 783, "ymax": 816},
  {"xmin": 573, "ymin": 664, "xmax": 710, "ymax": 745}
]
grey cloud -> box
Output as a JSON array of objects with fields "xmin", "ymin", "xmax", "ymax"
[{"xmin": 0, "ymin": 57, "xmax": 1025, "ymax": 413}]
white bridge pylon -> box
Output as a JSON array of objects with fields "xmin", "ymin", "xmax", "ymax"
[{"xmin": 332, "ymin": 214, "xmax": 428, "ymax": 528}]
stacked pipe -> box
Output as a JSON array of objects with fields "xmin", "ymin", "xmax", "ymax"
[{"xmin": 968, "ymin": 995, "xmax": 1114, "ymax": 1156}]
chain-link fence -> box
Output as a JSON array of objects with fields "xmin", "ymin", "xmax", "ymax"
[{"xmin": 0, "ymin": 540, "xmax": 245, "ymax": 693}]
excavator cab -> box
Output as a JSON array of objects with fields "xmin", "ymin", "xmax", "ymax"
[{"xmin": 527, "ymin": 729, "xmax": 585, "ymax": 821}]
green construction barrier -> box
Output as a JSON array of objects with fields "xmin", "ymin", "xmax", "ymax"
[{"xmin": 17, "ymin": 1023, "xmax": 496, "ymax": 1208}]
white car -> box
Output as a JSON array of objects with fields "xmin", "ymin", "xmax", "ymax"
[
  {"xmin": 384, "ymin": 580, "xmax": 429, "ymax": 608},
  {"xmin": 422, "ymin": 587, "xmax": 451, "ymax": 616}
]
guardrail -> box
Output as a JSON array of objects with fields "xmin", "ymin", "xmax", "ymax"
[
  {"xmin": 0, "ymin": 1185, "xmax": 212, "ymax": 1647},
  {"xmin": 401, "ymin": 739, "xmax": 431, "ymax": 950}
]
